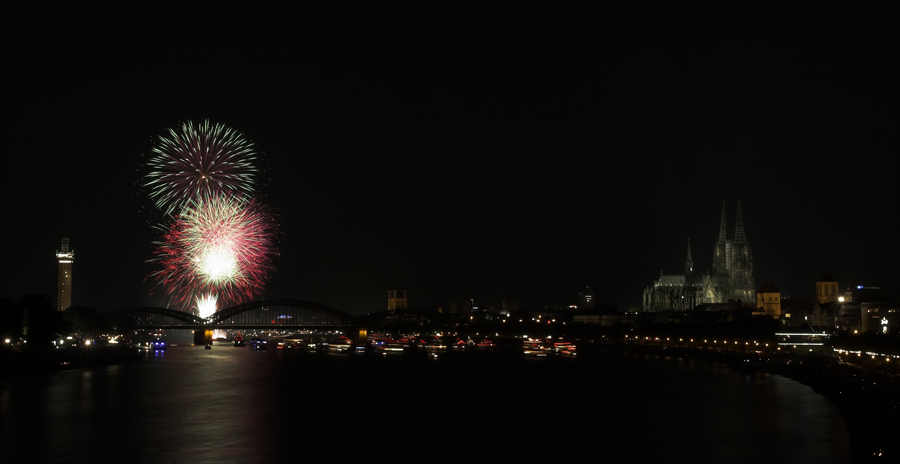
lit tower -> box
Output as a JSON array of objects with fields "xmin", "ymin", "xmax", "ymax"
[
  {"xmin": 388, "ymin": 289, "xmax": 407, "ymax": 311},
  {"xmin": 56, "ymin": 238, "xmax": 74, "ymax": 311},
  {"xmin": 730, "ymin": 200, "xmax": 755, "ymax": 304},
  {"xmin": 712, "ymin": 201, "xmax": 729, "ymax": 276},
  {"xmin": 816, "ymin": 270, "xmax": 838, "ymax": 304},
  {"xmin": 387, "ymin": 273, "xmax": 407, "ymax": 311}
]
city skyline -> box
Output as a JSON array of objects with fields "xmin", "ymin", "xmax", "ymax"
[
  {"xmin": 24, "ymin": 197, "xmax": 894, "ymax": 316},
  {"xmin": 2, "ymin": 3, "xmax": 897, "ymax": 315}
]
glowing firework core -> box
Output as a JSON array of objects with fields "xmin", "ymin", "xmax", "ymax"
[
  {"xmin": 196, "ymin": 239, "xmax": 238, "ymax": 281},
  {"xmin": 196, "ymin": 293, "xmax": 218, "ymax": 319},
  {"xmin": 198, "ymin": 245, "xmax": 237, "ymax": 280},
  {"xmin": 149, "ymin": 194, "xmax": 278, "ymax": 309}
]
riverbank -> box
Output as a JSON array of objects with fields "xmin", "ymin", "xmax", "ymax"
[
  {"xmin": 0, "ymin": 344, "xmax": 142, "ymax": 376},
  {"xmin": 590, "ymin": 340, "xmax": 899, "ymax": 462},
  {"xmin": 773, "ymin": 356, "xmax": 898, "ymax": 462}
]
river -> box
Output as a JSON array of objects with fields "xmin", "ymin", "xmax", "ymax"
[{"xmin": 1, "ymin": 342, "xmax": 851, "ymax": 463}]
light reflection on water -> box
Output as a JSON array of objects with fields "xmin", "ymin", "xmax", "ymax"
[{"xmin": 1, "ymin": 347, "xmax": 850, "ymax": 463}]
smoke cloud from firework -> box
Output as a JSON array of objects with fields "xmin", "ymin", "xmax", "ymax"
[{"xmin": 141, "ymin": 120, "xmax": 278, "ymax": 316}]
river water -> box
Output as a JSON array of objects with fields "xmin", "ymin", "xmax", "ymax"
[{"xmin": 1, "ymin": 343, "xmax": 851, "ymax": 463}]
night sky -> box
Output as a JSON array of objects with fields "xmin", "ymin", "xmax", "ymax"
[{"xmin": 2, "ymin": 2, "xmax": 897, "ymax": 315}]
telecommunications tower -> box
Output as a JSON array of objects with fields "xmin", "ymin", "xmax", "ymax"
[{"xmin": 56, "ymin": 238, "xmax": 74, "ymax": 311}]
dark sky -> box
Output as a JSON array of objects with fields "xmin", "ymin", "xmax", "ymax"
[{"xmin": 2, "ymin": 2, "xmax": 898, "ymax": 315}]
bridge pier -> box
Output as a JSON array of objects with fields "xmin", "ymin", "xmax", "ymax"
[
  {"xmin": 354, "ymin": 327, "xmax": 368, "ymax": 345},
  {"xmin": 193, "ymin": 329, "xmax": 213, "ymax": 345}
]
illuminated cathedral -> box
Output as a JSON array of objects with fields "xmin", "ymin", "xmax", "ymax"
[{"xmin": 642, "ymin": 201, "xmax": 755, "ymax": 311}]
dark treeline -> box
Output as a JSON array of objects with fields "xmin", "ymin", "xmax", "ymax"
[
  {"xmin": 0, "ymin": 295, "xmax": 134, "ymax": 374},
  {"xmin": 0, "ymin": 295, "xmax": 114, "ymax": 346}
]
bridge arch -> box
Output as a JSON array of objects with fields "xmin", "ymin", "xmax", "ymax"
[
  {"xmin": 209, "ymin": 299, "xmax": 355, "ymax": 326},
  {"xmin": 104, "ymin": 307, "xmax": 206, "ymax": 326},
  {"xmin": 106, "ymin": 300, "xmax": 355, "ymax": 329}
]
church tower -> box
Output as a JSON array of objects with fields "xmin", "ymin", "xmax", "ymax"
[
  {"xmin": 56, "ymin": 238, "xmax": 74, "ymax": 311},
  {"xmin": 685, "ymin": 238, "xmax": 694, "ymax": 275},
  {"xmin": 730, "ymin": 201, "xmax": 754, "ymax": 303},
  {"xmin": 388, "ymin": 274, "xmax": 407, "ymax": 311},
  {"xmin": 642, "ymin": 202, "xmax": 756, "ymax": 311},
  {"xmin": 712, "ymin": 202, "xmax": 728, "ymax": 276},
  {"xmin": 816, "ymin": 270, "xmax": 838, "ymax": 304},
  {"xmin": 387, "ymin": 290, "xmax": 407, "ymax": 310}
]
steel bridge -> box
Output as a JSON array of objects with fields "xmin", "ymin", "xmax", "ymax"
[{"xmin": 105, "ymin": 299, "xmax": 357, "ymax": 331}]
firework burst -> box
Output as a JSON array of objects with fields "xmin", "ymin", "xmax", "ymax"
[
  {"xmin": 142, "ymin": 119, "xmax": 261, "ymax": 216},
  {"xmin": 195, "ymin": 293, "xmax": 218, "ymax": 319},
  {"xmin": 149, "ymin": 194, "xmax": 279, "ymax": 309}
]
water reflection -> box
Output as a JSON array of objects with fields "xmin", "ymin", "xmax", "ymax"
[{"xmin": 1, "ymin": 347, "xmax": 850, "ymax": 463}]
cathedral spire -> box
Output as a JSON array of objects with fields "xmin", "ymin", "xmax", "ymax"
[
  {"xmin": 718, "ymin": 201, "xmax": 727, "ymax": 243},
  {"xmin": 685, "ymin": 238, "xmax": 693, "ymax": 274},
  {"xmin": 734, "ymin": 200, "xmax": 747, "ymax": 242}
]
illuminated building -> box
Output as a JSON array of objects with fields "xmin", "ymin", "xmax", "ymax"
[
  {"xmin": 56, "ymin": 238, "xmax": 74, "ymax": 311},
  {"xmin": 388, "ymin": 289, "xmax": 407, "ymax": 311},
  {"xmin": 816, "ymin": 270, "xmax": 839, "ymax": 304},
  {"xmin": 757, "ymin": 282, "xmax": 781, "ymax": 318},
  {"xmin": 642, "ymin": 201, "xmax": 755, "ymax": 311},
  {"xmin": 712, "ymin": 201, "xmax": 755, "ymax": 304},
  {"xmin": 857, "ymin": 287, "xmax": 897, "ymax": 334},
  {"xmin": 862, "ymin": 301, "xmax": 898, "ymax": 333},
  {"xmin": 577, "ymin": 283, "xmax": 594, "ymax": 310},
  {"xmin": 832, "ymin": 284, "xmax": 897, "ymax": 333},
  {"xmin": 787, "ymin": 280, "xmax": 893, "ymax": 332}
]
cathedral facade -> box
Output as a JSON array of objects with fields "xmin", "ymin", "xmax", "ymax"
[{"xmin": 642, "ymin": 202, "xmax": 755, "ymax": 311}]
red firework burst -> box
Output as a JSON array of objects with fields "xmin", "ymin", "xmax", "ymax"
[{"xmin": 149, "ymin": 194, "xmax": 279, "ymax": 309}]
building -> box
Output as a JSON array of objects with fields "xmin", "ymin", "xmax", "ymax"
[
  {"xmin": 861, "ymin": 300, "xmax": 898, "ymax": 333},
  {"xmin": 816, "ymin": 270, "xmax": 839, "ymax": 304},
  {"xmin": 577, "ymin": 283, "xmax": 595, "ymax": 310},
  {"xmin": 757, "ymin": 282, "xmax": 781, "ymax": 318},
  {"xmin": 784, "ymin": 276, "xmax": 896, "ymax": 333},
  {"xmin": 780, "ymin": 298, "xmax": 817, "ymax": 327},
  {"xmin": 56, "ymin": 238, "xmax": 74, "ymax": 311},
  {"xmin": 642, "ymin": 201, "xmax": 755, "ymax": 311},
  {"xmin": 842, "ymin": 284, "xmax": 883, "ymax": 304},
  {"xmin": 387, "ymin": 289, "xmax": 407, "ymax": 311}
]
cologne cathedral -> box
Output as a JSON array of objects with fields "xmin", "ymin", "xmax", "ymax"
[{"xmin": 642, "ymin": 201, "xmax": 755, "ymax": 311}]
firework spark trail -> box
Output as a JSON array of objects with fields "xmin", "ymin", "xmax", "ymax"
[
  {"xmin": 149, "ymin": 194, "xmax": 279, "ymax": 309},
  {"xmin": 142, "ymin": 119, "xmax": 260, "ymax": 216}
]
